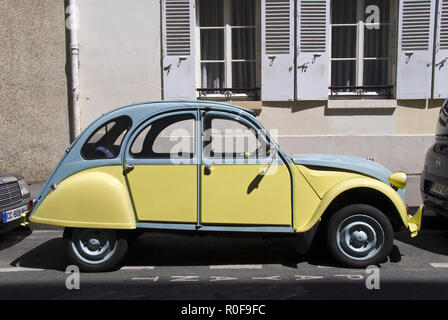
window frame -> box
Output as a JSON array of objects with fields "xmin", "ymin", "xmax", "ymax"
[
  {"xmin": 329, "ymin": 0, "xmax": 397, "ymax": 97},
  {"xmin": 128, "ymin": 112, "xmax": 197, "ymax": 162},
  {"xmin": 201, "ymin": 111, "xmax": 273, "ymax": 163},
  {"xmin": 195, "ymin": 0, "xmax": 261, "ymax": 101}
]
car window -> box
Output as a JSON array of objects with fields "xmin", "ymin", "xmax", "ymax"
[
  {"xmin": 81, "ymin": 116, "xmax": 132, "ymax": 160},
  {"xmin": 130, "ymin": 114, "xmax": 195, "ymax": 159},
  {"xmin": 203, "ymin": 115, "xmax": 268, "ymax": 159}
]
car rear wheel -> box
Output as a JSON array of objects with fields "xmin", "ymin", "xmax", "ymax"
[
  {"xmin": 326, "ymin": 204, "xmax": 394, "ymax": 268},
  {"xmin": 63, "ymin": 228, "xmax": 128, "ymax": 272}
]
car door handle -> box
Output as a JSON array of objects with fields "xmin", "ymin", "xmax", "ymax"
[
  {"xmin": 123, "ymin": 164, "xmax": 134, "ymax": 175},
  {"xmin": 204, "ymin": 165, "xmax": 212, "ymax": 176}
]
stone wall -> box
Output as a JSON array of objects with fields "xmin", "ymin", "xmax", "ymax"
[{"xmin": 0, "ymin": 0, "xmax": 69, "ymax": 183}]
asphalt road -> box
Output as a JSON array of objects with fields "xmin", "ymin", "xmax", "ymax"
[{"xmin": 0, "ymin": 210, "xmax": 448, "ymax": 301}]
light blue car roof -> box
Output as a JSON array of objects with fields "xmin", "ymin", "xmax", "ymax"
[{"xmin": 92, "ymin": 100, "xmax": 256, "ymax": 125}]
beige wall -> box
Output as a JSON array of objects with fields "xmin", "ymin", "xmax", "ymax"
[
  {"xmin": 247, "ymin": 99, "xmax": 442, "ymax": 136},
  {"xmin": 253, "ymin": 99, "xmax": 438, "ymax": 173},
  {"xmin": 0, "ymin": 0, "xmax": 69, "ymax": 183},
  {"xmin": 78, "ymin": 0, "xmax": 162, "ymax": 129},
  {"xmin": 396, "ymin": 99, "xmax": 442, "ymax": 134}
]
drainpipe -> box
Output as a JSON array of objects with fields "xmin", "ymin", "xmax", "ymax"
[{"xmin": 66, "ymin": 0, "xmax": 81, "ymax": 142}]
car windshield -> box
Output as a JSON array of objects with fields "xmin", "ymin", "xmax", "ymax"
[{"xmin": 436, "ymin": 99, "xmax": 448, "ymax": 136}]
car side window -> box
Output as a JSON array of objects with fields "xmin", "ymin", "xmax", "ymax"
[
  {"xmin": 203, "ymin": 115, "xmax": 269, "ymax": 159},
  {"xmin": 81, "ymin": 116, "xmax": 132, "ymax": 160},
  {"xmin": 130, "ymin": 114, "xmax": 195, "ymax": 159}
]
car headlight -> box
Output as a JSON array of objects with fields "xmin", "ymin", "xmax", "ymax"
[
  {"xmin": 388, "ymin": 172, "xmax": 407, "ymax": 190},
  {"xmin": 17, "ymin": 178, "xmax": 30, "ymax": 197}
]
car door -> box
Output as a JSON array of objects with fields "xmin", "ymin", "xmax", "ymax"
[
  {"xmin": 124, "ymin": 111, "xmax": 198, "ymax": 223},
  {"xmin": 200, "ymin": 111, "xmax": 292, "ymax": 226}
]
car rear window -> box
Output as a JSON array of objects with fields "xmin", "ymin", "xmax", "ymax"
[{"xmin": 81, "ymin": 116, "xmax": 132, "ymax": 160}]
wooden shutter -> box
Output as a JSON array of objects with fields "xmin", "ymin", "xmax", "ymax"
[
  {"xmin": 434, "ymin": 0, "xmax": 448, "ymax": 98},
  {"xmin": 296, "ymin": 0, "xmax": 329, "ymax": 100},
  {"xmin": 162, "ymin": 0, "xmax": 196, "ymax": 100},
  {"xmin": 261, "ymin": 0, "xmax": 295, "ymax": 101},
  {"xmin": 396, "ymin": 0, "xmax": 436, "ymax": 99}
]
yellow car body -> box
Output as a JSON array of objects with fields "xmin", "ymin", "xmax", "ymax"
[
  {"xmin": 27, "ymin": 101, "xmax": 422, "ymax": 270},
  {"xmin": 30, "ymin": 163, "xmax": 420, "ymax": 235}
]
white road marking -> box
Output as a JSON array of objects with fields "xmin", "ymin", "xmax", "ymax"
[
  {"xmin": 295, "ymin": 275, "xmax": 324, "ymax": 281},
  {"xmin": 132, "ymin": 276, "xmax": 160, "ymax": 281},
  {"xmin": 334, "ymin": 274, "xmax": 364, "ymax": 280},
  {"xmin": 317, "ymin": 265, "xmax": 334, "ymax": 269},
  {"xmin": 210, "ymin": 276, "xmax": 238, "ymax": 281},
  {"xmin": 170, "ymin": 276, "xmax": 199, "ymax": 282},
  {"xmin": 209, "ymin": 264, "xmax": 262, "ymax": 270},
  {"xmin": 252, "ymin": 276, "xmax": 281, "ymax": 281},
  {"xmin": 121, "ymin": 266, "xmax": 155, "ymax": 270},
  {"xmin": 430, "ymin": 263, "xmax": 448, "ymax": 268},
  {"xmin": 0, "ymin": 267, "xmax": 43, "ymax": 272}
]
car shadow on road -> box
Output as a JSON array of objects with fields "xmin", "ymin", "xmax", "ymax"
[
  {"xmin": 10, "ymin": 227, "xmax": 420, "ymax": 272},
  {"xmin": 10, "ymin": 231, "xmax": 338, "ymax": 271},
  {"xmin": 123, "ymin": 232, "xmax": 337, "ymax": 269},
  {"xmin": 10, "ymin": 238, "xmax": 69, "ymax": 272}
]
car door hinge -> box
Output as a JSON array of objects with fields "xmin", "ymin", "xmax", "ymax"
[{"xmin": 123, "ymin": 164, "xmax": 134, "ymax": 175}]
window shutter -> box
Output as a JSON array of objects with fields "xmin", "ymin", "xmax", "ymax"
[
  {"xmin": 162, "ymin": 0, "xmax": 196, "ymax": 100},
  {"xmin": 296, "ymin": 0, "xmax": 329, "ymax": 100},
  {"xmin": 261, "ymin": 0, "xmax": 295, "ymax": 101},
  {"xmin": 396, "ymin": 0, "xmax": 436, "ymax": 99},
  {"xmin": 434, "ymin": 0, "xmax": 448, "ymax": 98}
]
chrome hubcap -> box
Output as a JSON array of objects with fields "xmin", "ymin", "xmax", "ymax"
[
  {"xmin": 336, "ymin": 214, "xmax": 384, "ymax": 261},
  {"xmin": 87, "ymin": 238, "xmax": 101, "ymax": 251},
  {"xmin": 350, "ymin": 229, "xmax": 369, "ymax": 247},
  {"xmin": 71, "ymin": 229, "xmax": 117, "ymax": 265}
]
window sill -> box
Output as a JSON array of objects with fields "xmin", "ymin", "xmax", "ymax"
[{"xmin": 327, "ymin": 99, "xmax": 397, "ymax": 109}]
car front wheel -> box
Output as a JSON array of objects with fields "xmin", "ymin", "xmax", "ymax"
[
  {"xmin": 63, "ymin": 228, "xmax": 128, "ymax": 272},
  {"xmin": 326, "ymin": 204, "xmax": 394, "ymax": 268}
]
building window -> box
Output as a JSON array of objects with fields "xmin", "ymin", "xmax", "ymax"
[
  {"xmin": 197, "ymin": 0, "xmax": 260, "ymax": 100},
  {"xmin": 330, "ymin": 0, "xmax": 396, "ymax": 97}
]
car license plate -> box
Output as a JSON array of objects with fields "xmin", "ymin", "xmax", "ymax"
[
  {"xmin": 430, "ymin": 182, "xmax": 448, "ymax": 197},
  {"xmin": 2, "ymin": 205, "xmax": 28, "ymax": 223}
]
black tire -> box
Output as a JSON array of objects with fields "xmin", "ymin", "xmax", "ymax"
[
  {"xmin": 63, "ymin": 228, "xmax": 128, "ymax": 272},
  {"xmin": 326, "ymin": 204, "xmax": 394, "ymax": 268}
]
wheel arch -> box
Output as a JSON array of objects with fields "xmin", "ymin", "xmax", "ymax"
[
  {"xmin": 296, "ymin": 176, "xmax": 409, "ymax": 233},
  {"xmin": 320, "ymin": 187, "xmax": 406, "ymax": 232}
]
